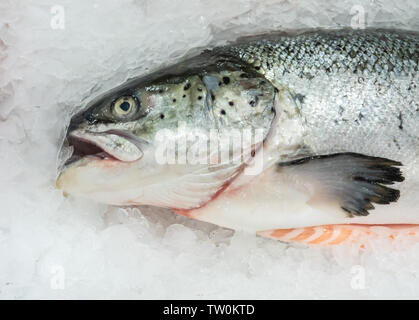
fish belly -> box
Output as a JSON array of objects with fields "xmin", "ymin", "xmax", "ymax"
[{"xmin": 177, "ymin": 162, "xmax": 419, "ymax": 246}]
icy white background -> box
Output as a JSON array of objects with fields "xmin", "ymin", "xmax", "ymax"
[{"xmin": 1, "ymin": 0, "xmax": 419, "ymax": 299}]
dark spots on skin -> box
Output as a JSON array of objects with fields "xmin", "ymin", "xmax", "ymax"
[
  {"xmin": 398, "ymin": 112, "xmax": 403, "ymax": 130},
  {"xmin": 387, "ymin": 62, "xmax": 394, "ymax": 72},
  {"xmin": 220, "ymin": 109, "xmax": 226, "ymax": 115},
  {"xmin": 160, "ymin": 114, "xmax": 165, "ymax": 119},
  {"xmin": 172, "ymin": 98, "xmax": 176, "ymax": 103},
  {"xmin": 408, "ymin": 81, "xmax": 416, "ymax": 91},
  {"xmin": 304, "ymin": 73, "xmax": 314, "ymax": 80},
  {"xmin": 271, "ymin": 107, "xmax": 275, "ymax": 113},
  {"xmin": 358, "ymin": 112, "xmax": 364, "ymax": 120},
  {"xmin": 249, "ymin": 96, "xmax": 259, "ymax": 107},
  {"xmin": 182, "ymin": 94, "xmax": 186, "ymax": 98},
  {"xmin": 274, "ymin": 87, "xmax": 279, "ymax": 93},
  {"xmin": 349, "ymin": 50, "xmax": 357, "ymax": 59},
  {"xmin": 211, "ymin": 93, "xmax": 215, "ymax": 101},
  {"xmin": 338, "ymin": 106, "xmax": 344, "ymax": 116},
  {"xmin": 222, "ymin": 76, "xmax": 230, "ymax": 85},
  {"xmin": 184, "ymin": 83, "xmax": 191, "ymax": 90},
  {"xmin": 293, "ymin": 93, "xmax": 305, "ymax": 104},
  {"xmin": 228, "ymin": 101, "xmax": 234, "ymax": 106},
  {"xmin": 198, "ymin": 96, "xmax": 202, "ymax": 100},
  {"xmin": 393, "ymin": 137, "xmax": 401, "ymax": 150},
  {"xmin": 255, "ymin": 66, "xmax": 261, "ymax": 70},
  {"xmin": 218, "ymin": 81, "xmax": 222, "ymax": 86}
]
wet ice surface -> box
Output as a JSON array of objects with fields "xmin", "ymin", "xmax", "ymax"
[{"xmin": 1, "ymin": 0, "xmax": 419, "ymax": 298}]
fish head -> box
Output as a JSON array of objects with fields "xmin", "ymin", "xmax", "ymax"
[{"xmin": 57, "ymin": 60, "xmax": 277, "ymax": 208}]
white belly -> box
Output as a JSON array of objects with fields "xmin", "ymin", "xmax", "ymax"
[{"xmin": 185, "ymin": 161, "xmax": 419, "ymax": 233}]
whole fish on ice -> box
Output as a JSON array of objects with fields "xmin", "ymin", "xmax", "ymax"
[{"xmin": 56, "ymin": 29, "xmax": 419, "ymax": 246}]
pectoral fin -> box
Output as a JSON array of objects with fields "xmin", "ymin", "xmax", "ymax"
[{"xmin": 278, "ymin": 152, "xmax": 404, "ymax": 217}]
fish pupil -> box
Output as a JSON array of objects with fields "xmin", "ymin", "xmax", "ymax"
[{"xmin": 120, "ymin": 101, "xmax": 131, "ymax": 112}]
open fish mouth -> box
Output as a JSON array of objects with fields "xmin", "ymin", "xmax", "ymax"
[{"xmin": 64, "ymin": 129, "xmax": 145, "ymax": 165}]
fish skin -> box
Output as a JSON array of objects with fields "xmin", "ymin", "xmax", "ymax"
[
  {"xmin": 57, "ymin": 28, "xmax": 419, "ymax": 244},
  {"xmin": 223, "ymin": 28, "xmax": 419, "ymax": 163}
]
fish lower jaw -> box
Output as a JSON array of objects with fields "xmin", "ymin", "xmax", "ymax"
[{"xmin": 66, "ymin": 129, "xmax": 143, "ymax": 163}]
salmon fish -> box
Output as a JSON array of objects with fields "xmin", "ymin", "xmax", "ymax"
[{"xmin": 56, "ymin": 29, "xmax": 419, "ymax": 247}]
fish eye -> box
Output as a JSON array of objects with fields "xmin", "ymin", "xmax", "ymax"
[{"xmin": 112, "ymin": 96, "xmax": 138, "ymax": 117}]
